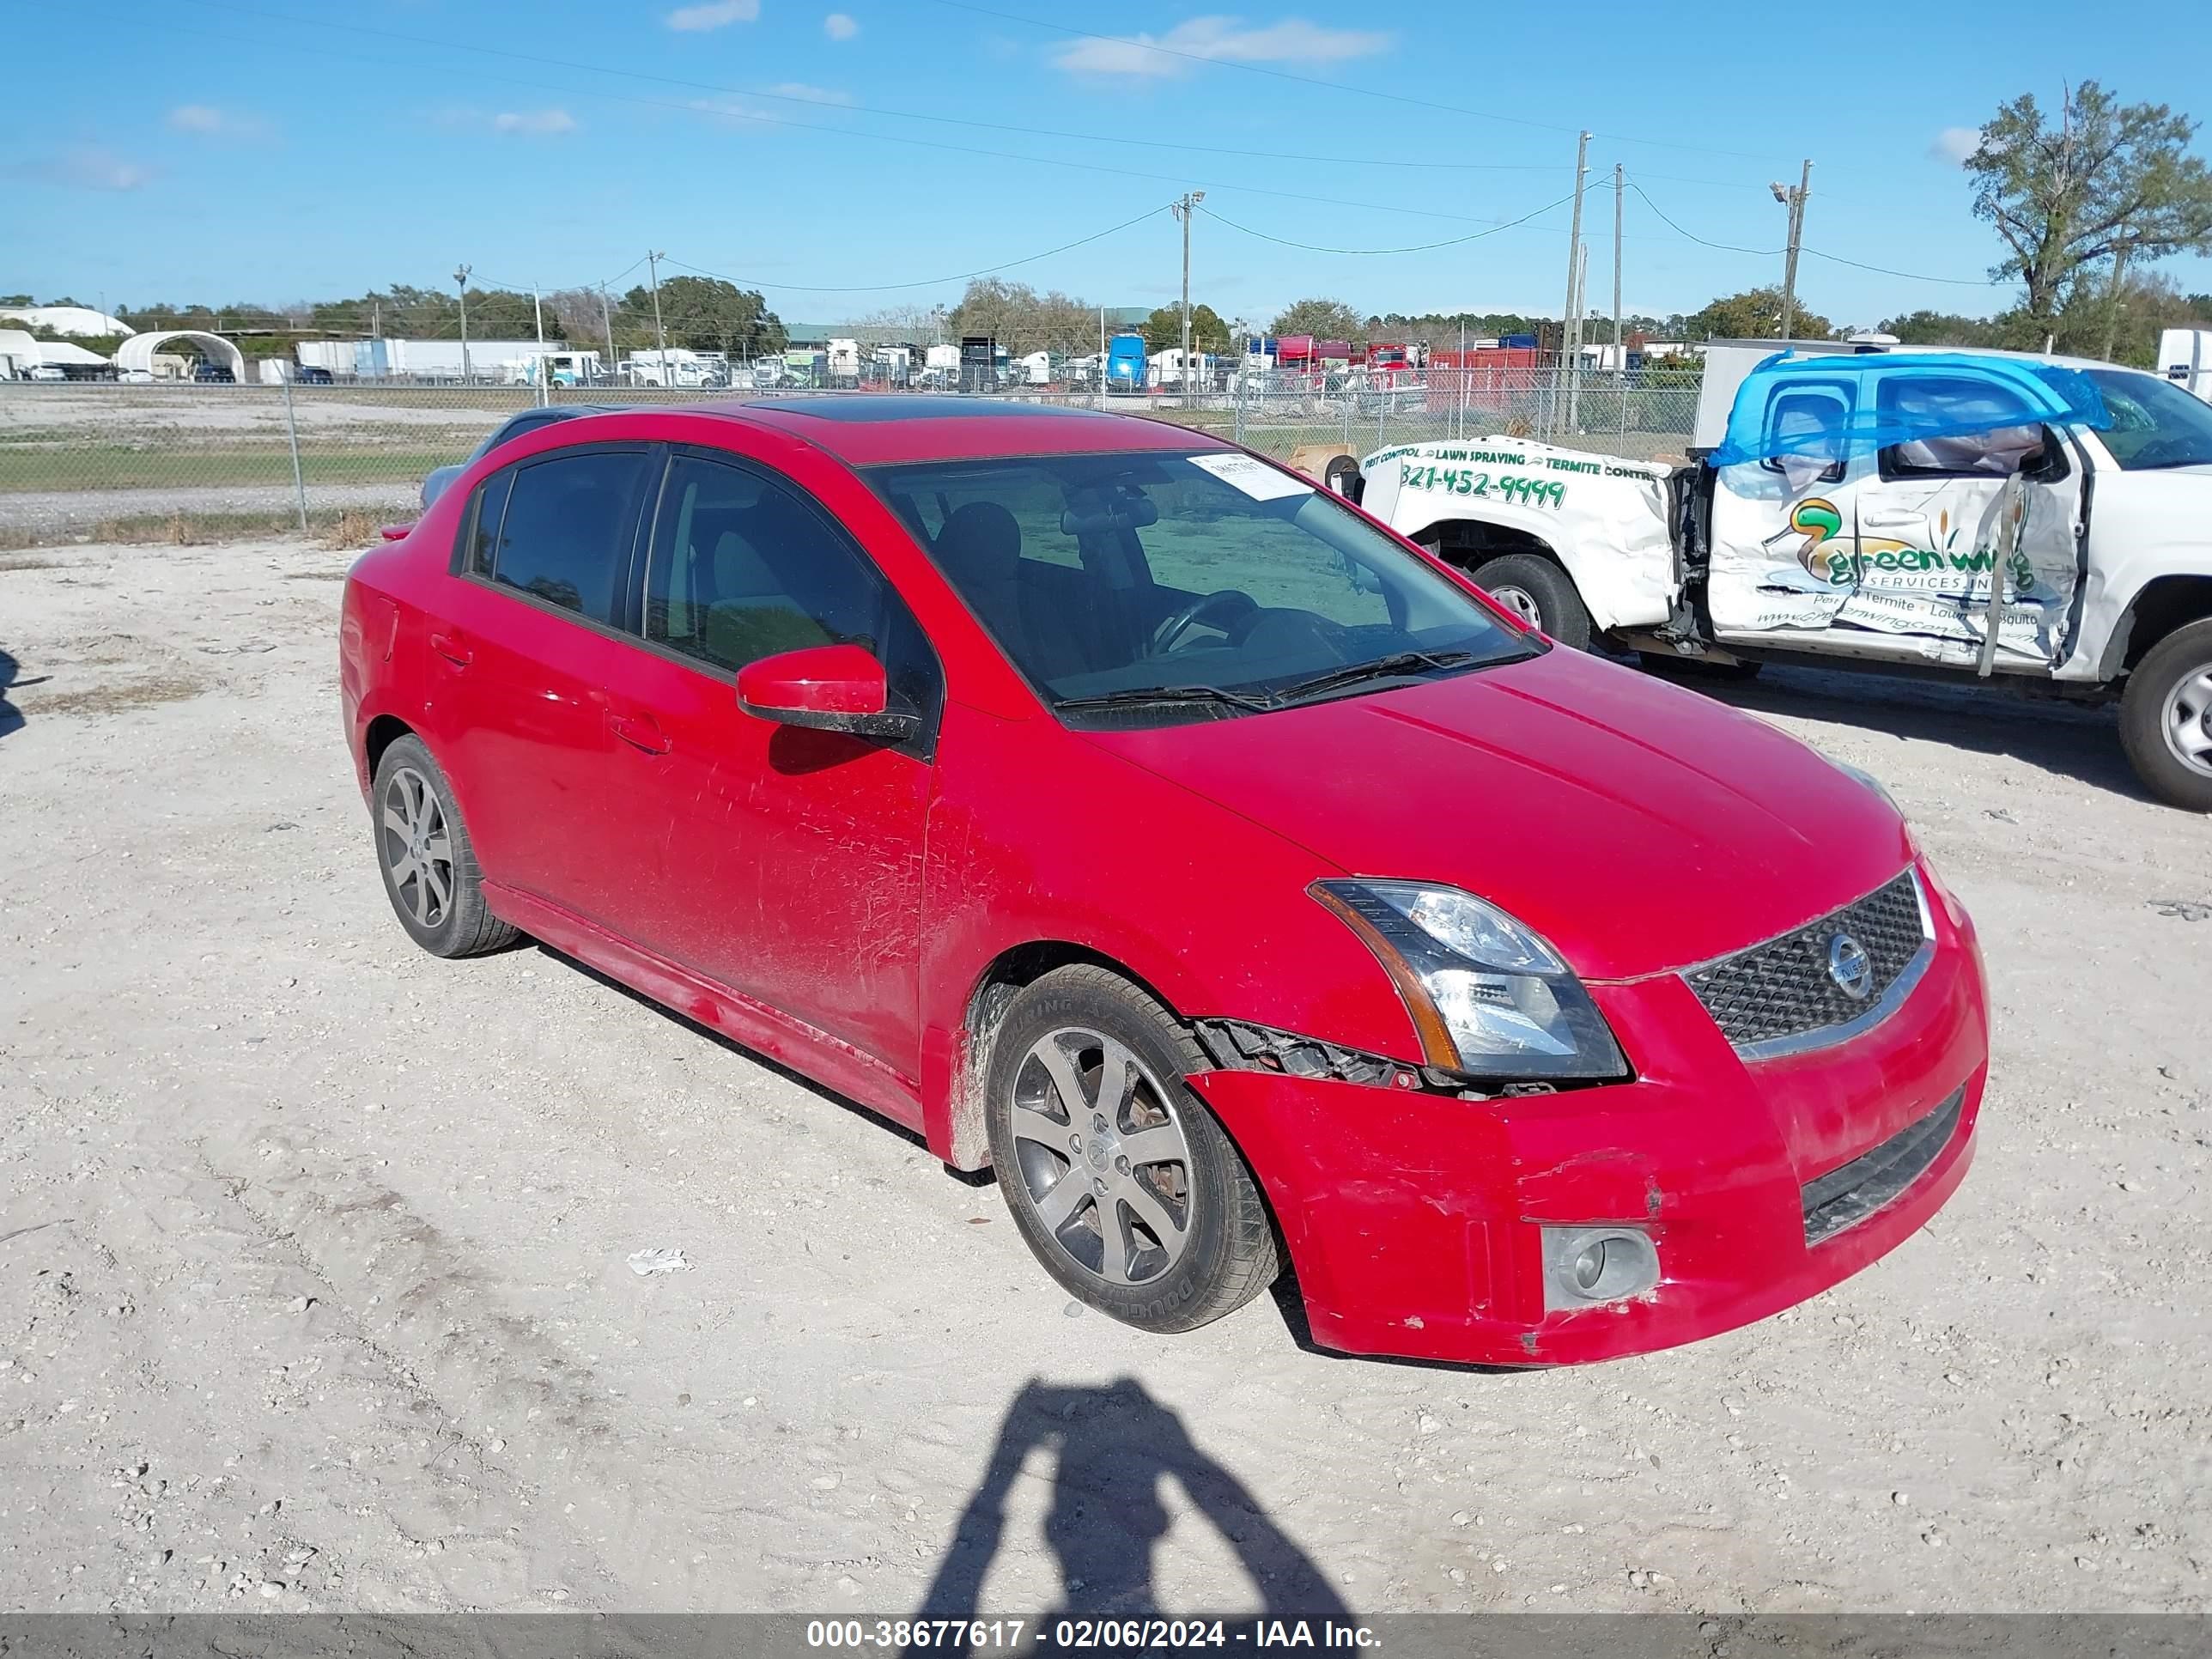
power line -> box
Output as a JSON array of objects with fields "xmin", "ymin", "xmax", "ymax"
[
  {"xmin": 1799, "ymin": 248, "xmax": 2007, "ymax": 288},
  {"xmin": 926, "ymin": 0, "xmax": 1785, "ymax": 163},
  {"xmin": 1624, "ymin": 180, "xmax": 1782, "ymax": 258},
  {"xmin": 1627, "ymin": 179, "xmax": 2008, "ymax": 289},
  {"xmin": 1197, "ymin": 194, "xmax": 1577, "ymax": 257},
  {"xmin": 659, "ymin": 203, "xmax": 1170, "ymax": 294}
]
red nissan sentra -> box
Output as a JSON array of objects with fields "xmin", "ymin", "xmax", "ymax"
[{"xmin": 339, "ymin": 397, "xmax": 1987, "ymax": 1366}]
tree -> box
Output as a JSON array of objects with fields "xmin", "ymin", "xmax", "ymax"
[
  {"xmin": 623, "ymin": 276, "xmax": 782, "ymax": 357},
  {"xmin": 1683, "ymin": 287, "xmax": 1833, "ymax": 342},
  {"xmin": 1141, "ymin": 301, "xmax": 1231, "ymax": 354},
  {"xmin": 945, "ymin": 280, "xmax": 1100, "ymax": 356},
  {"xmin": 1268, "ymin": 298, "xmax": 1364, "ymax": 341},
  {"xmin": 1877, "ymin": 309, "xmax": 2024, "ymax": 349},
  {"xmin": 1966, "ymin": 82, "xmax": 2212, "ymax": 335}
]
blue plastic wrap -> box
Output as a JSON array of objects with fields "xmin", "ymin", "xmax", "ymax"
[{"xmin": 1709, "ymin": 351, "xmax": 2110, "ymax": 468}]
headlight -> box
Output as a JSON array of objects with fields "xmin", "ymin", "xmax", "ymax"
[{"xmin": 1312, "ymin": 880, "xmax": 1628, "ymax": 1081}]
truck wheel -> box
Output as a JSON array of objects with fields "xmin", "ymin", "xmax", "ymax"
[
  {"xmin": 1473, "ymin": 553, "xmax": 1592, "ymax": 651},
  {"xmin": 2120, "ymin": 618, "xmax": 2212, "ymax": 811}
]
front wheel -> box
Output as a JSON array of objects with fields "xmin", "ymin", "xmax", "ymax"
[
  {"xmin": 984, "ymin": 967, "xmax": 1279, "ymax": 1334},
  {"xmin": 2120, "ymin": 618, "xmax": 2212, "ymax": 811},
  {"xmin": 1471, "ymin": 552, "xmax": 1592, "ymax": 651}
]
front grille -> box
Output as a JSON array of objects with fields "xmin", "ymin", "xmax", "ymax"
[
  {"xmin": 1685, "ymin": 870, "xmax": 1928, "ymax": 1056},
  {"xmin": 1802, "ymin": 1085, "xmax": 1965, "ymax": 1244}
]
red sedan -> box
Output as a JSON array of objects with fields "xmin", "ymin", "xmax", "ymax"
[{"xmin": 339, "ymin": 397, "xmax": 1987, "ymax": 1365}]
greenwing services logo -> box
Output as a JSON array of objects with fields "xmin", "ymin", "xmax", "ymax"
[{"xmin": 1779, "ymin": 495, "xmax": 2037, "ymax": 593}]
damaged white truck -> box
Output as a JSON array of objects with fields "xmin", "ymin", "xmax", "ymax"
[{"xmin": 1352, "ymin": 343, "xmax": 2212, "ymax": 811}]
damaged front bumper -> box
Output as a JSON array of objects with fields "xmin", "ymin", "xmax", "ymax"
[{"xmin": 1184, "ymin": 872, "xmax": 1988, "ymax": 1367}]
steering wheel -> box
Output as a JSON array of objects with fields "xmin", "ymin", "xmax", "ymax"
[{"xmin": 1150, "ymin": 589, "xmax": 1259, "ymax": 655}]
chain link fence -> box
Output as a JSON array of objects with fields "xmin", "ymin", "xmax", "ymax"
[{"xmin": 0, "ymin": 368, "xmax": 1701, "ymax": 545}]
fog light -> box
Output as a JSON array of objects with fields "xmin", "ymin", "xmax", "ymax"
[{"xmin": 1541, "ymin": 1225, "xmax": 1660, "ymax": 1310}]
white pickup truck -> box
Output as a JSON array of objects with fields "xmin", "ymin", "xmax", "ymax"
[{"xmin": 1354, "ymin": 342, "xmax": 2212, "ymax": 811}]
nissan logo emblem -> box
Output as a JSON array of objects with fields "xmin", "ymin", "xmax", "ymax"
[{"xmin": 1826, "ymin": 933, "xmax": 1874, "ymax": 1000}]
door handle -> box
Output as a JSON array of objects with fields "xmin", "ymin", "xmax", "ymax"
[
  {"xmin": 428, "ymin": 630, "xmax": 473, "ymax": 667},
  {"xmin": 608, "ymin": 711, "xmax": 671, "ymax": 755}
]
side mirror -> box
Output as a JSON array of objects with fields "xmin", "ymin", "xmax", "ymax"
[{"xmin": 736, "ymin": 643, "xmax": 918, "ymax": 740}]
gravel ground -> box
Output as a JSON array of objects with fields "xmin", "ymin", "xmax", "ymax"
[{"xmin": 2, "ymin": 535, "xmax": 2208, "ymax": 1615}]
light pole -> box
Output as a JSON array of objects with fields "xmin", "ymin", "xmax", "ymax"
[
  {"xmin": 1172, "ymin": 191, "xmax": 1204, "ymax": 401},
  {"xmin": 1771, "ymin": 161, "xmax": 1812, "ymax": 341},
  {"xmin": 647, "ymin": 250, "xmax": 668, "ymax": 382},
  {"xmin": 453, "ymin": 264, "xmax": 472, "ymax": 384}
]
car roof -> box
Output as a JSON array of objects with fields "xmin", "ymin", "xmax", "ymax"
[{"xmin": 678, "ymin": 394, "xmax": 1236, "ymax": 465}]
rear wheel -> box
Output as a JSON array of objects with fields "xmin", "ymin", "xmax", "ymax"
[
  {"xmin": 1472, "ymin": 552, "xmax": 1592, "ymax": 651},
  {"xmin": 2120, "ymin": 617, "xmax": 2212, "ymax": 811},
  {"xmin": 370, "ymin": 735, "xmax": 520, "ymax": 957},
  {"xmin": 985, "ymin": 967, "xmax": 1278, "ymax": 1333}
]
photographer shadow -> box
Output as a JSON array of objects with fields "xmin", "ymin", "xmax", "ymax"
[{"xmin": 914, "ymin": 1376, "xmax": 1349, "ymax": 1623}]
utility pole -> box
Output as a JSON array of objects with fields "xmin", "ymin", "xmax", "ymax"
[
  {"xmin": 453, "ymin": 264, "xmax": 472, "ymax": 385},
  {"xmin": 600, "ymin": 285, "xmax": 617, "ymax": 386},
  {"xmin": 1569, "ymin": 241, "xmax": 1589, "ymax": 428},
  {"xmin": 647, "ymin": 250, "xmax": 668, "ymax": 380},
  {"xmin": 1559, "ymin": 131, "xmax": 1590, "ymax": 435},
  {"xmin": 532, "ymin": 283, "xmax": 548, "ymax": 404},
  {"xmin": 1172, "ymin": 191, "xmax": 1204, "ymax": 401},
  {"xmin": 2100, "ymin": 245, "xmax": 2131, "ymax": 362},
  {"xmin": 1611, "ymin": 161, "xmax": 1625, "ymax": 380},
  {"xmin": 1772, "ymin": 160, "xmax": 1812, "ymax": 341}
]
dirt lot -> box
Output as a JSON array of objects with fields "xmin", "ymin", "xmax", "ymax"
[{"xmin": 1, "ymin": 535, "xmax": 2208, "ymax": 1616}]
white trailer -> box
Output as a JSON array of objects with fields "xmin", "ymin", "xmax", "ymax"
[{"xmin": 2157, "ymin": 329, "xmax": 2212, "ymax": 402}]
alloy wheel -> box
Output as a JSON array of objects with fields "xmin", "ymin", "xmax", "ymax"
[
  {"xmin": 1007, "ymin": 1026, "xmax": 1194, "ymax": 1286},
  {"xmin": 380, "ymin": 766, "xmax": 455, "ymax": 928},
  {"xmin": 2161, "ymin": 666, "xmax": 2212, "ymax": 779}
]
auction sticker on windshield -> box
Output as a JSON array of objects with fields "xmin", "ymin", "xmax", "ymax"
[{"xmin": 1188, "ymin": 453, "xmax": 1313, "ymax": 501}]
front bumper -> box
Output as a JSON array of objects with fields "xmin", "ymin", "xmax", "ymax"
[{"xmin": 1187, "ymin": 866, "xmax": 1988, "ymax": 1366}]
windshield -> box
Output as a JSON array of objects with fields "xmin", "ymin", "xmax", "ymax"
[
  {"xmin": 869, "ymin": 449, "xmax": 1535, "ymax": 725},
  {"xmin": 2083, "ymin": 369, "xmax": 2212, "ymax": 471}
]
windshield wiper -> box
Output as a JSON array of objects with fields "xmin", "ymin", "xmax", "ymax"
[
  {"xmin": 1053, "ymin": 684, "xmax": 1274, "ymax": 714},
  {"xmin": 1269, "ymin": 649, "xmax": 1481, "ymax": 707}
]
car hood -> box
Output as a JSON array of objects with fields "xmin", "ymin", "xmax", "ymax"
[{"xmin": 1081, "ymin": 647, "xmax": 1916, "ymax": 981}]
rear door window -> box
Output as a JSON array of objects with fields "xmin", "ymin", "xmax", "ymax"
[{"xmin": 485, "ymin": 447, "xmax": 653, "ymax": 626}]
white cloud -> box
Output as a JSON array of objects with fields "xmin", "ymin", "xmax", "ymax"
[
  {"xmin": 166, "ymin": 104, "xmax": 270, "ymax": 139},
  {"xmin": 765, "ymin": 82, "xmax": 853, "ymax": 105},
  {"xmin": 4, "ymin": 144, "xmax": 152, "ymax": 191},
  {"xmin": 823, "ymin": 11, "xmax": 859, "ymax": 39},
  {"xmin": 1929, "ymin": 126, "xmax": 1981, "ymax": 166},
  {"xmin": 492, "ymin": 108, "xmax": 579, "ymax": 136},
  {"xmin": 1054, "ymin": 15, "xmax": 1392, "ymax": 78},
  {"xmin": 666, "ymin": 0, "xmax": 759, "ymax": 29}
]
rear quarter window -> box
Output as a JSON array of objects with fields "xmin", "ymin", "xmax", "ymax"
[{"xmin": 481, "ymin": 447, "xmax": 653, "ymax": 625}]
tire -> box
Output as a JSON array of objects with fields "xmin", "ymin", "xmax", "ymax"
[
  {"xmin": 2119, "ymin": 617, "xmax": 2212, "ymax": 812},
  {"xmin": 1639, "ymin": 650, "xmax": 1764, "ymax": 683},
  {"xmin": 1473, "ymin": 552, "xmax": 1593, "ymax": 651},
  {"xmin": 984, "ymin": 966, "xmax": 1279, "ymax": 1333},
  {"xmin": 1322, "ymin": 453, "xmax": 1363, "ymax": 501},
  {"xmin": 368, "ymin": 734, "xmax": 520, "ymax": 957}
]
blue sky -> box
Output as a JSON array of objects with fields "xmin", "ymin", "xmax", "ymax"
[{"xmin": 8, "ymin": 0, "xmax": 2212, "ymax": 331}]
